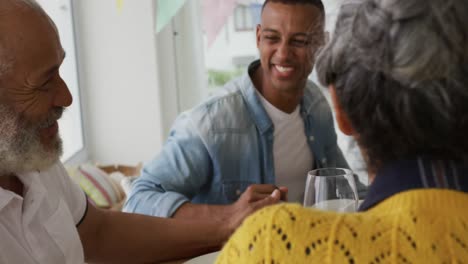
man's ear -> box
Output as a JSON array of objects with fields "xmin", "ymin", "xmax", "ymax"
[
  {"xmin": 256, "ymin": 24, "xmax": 261, "ymax": 49},
  {"xmin": 330, "ymin": 85, "xmax": 355, "ymax": 136}
]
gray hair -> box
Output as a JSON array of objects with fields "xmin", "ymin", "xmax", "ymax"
[{"xmin": 316, "ymin": 0, "xmax": 468, "ymax": 169}]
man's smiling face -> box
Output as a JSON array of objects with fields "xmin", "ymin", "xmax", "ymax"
[
  {"xmin": 0, "ymin": 1, "xmax": 72, "ymax": 175},
  {"xmin": 256, "ymin": 2, "xmax": 324, "ymax": 93}
]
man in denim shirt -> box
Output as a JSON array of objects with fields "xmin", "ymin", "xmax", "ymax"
[{"xmin": 125, "ymin": 0, "xmax": 361, "ymax": 233}]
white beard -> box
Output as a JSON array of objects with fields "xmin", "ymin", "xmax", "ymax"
[{"xmin": 0, "ymin": 104, "xmax": 63, "ymax": 176}]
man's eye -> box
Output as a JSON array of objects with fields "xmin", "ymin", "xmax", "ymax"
[
  {"xmin": 264, "ymin": 36, "xmax": 279, "ymax": 41},
  {"xmin": 291, "ymin": 39, "xmax": 308, "ymax": 47},
  {"xmin": 37, "ymin": 76, "xmax": 55, "ymax": 91},
  {"xmin": 38, "ymin": 83, "xmax": 51, "ymax": 92}
]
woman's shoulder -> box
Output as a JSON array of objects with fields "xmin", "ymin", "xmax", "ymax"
[
  {"xmin": 217, "ymin": 203, "xmax": 386, "ymax": 264},
  {"xmin": 218, "ymin": 197, "xmax": 468, "ymax": 264},
  {"xmin": 216, "ymin": 204, "xmax": 350, "ymax": 263}
]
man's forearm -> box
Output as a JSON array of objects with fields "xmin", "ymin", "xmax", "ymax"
[
  {"xmin": 172, "ymin": 186, "xmax": 282, "ymax": 237},
  {"xmin": 80, "ymin": 205, "xmax": 227, "ymax": 263},
  {"xmin": 173, "ymin": 202, "xmax": 233, "ymax": 222}
]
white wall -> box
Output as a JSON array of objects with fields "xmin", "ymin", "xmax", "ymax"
[
  {"xmin": 73, "ymin": 0, "xmax": 163, "ymax": 165},
  {"xmin": 172, "ymin": 1, "xmax": 207, "ymax": 114}
]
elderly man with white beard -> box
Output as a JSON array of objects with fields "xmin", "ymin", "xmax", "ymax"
[{"xmin": 0, "ymin": 0, "xmax": 276, "ymax": 263}]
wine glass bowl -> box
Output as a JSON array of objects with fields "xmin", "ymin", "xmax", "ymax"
[{"xmin": 303, "ymin": 168, "xmax": 359, "ymax": 212}]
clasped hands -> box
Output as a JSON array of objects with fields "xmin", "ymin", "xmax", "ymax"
[{"xmin": 225, "ymin": 184, "xmax": 288, "ymax": 234}]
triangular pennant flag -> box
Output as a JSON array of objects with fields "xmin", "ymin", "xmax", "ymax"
[
  {"xmin": 202, "ymin": 0, "xmax": 238, "ymax": 48},
  {"xmin": 116, "ymin": 0, "xmax": 124, "ymax": 13},
  {"xmin": 156, "ymin": 0, "xmax": 187, "ymax": 33}
]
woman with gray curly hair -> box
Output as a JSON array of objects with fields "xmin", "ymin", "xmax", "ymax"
[{"xmin": 216, "ymin": 0, "xmax": 468, "ymax": 263}]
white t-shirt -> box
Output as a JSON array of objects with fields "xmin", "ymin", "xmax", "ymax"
[
  {"xmin": 0, "ymin": 162, "xmax": 87, "ymax": 264},
  {"xmin": 257, "ymin": 91, "xmax": 314, "ymax": 203}
]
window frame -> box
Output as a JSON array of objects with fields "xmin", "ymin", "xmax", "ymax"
[{"xmin": 234, "ymin": 5, "xmax": 254, "ymax": 32}]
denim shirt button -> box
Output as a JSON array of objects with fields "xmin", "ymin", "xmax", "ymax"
[
  {"xmin": 236, "ymin": 189, "xmax": 241, "ymax": 196},
  {"xmin": 309, "ymin": 136, "xmax": 315, "ymax": 142}
]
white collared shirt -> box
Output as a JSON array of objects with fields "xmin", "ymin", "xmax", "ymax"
[{"xmin": 0, "ymin": 162, "xmax": 87, "ymax": 264}]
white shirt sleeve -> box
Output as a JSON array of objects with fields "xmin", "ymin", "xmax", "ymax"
[{"xmin": 48, "ymin": 163, "xmax": 88, "ymax": 225}]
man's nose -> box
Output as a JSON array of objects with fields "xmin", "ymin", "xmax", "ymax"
[
  {"xmin": 276, "ymin": 41, "xmax": 291, "ymax": 61},
  {"xmin": 53, "ymin": 77, "xmax": 73, "ymax": 107}
]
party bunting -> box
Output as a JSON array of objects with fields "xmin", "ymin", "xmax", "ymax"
[
  {"xmin": 116, "ymin": 0, "xmax": 124, "ymax": 13},
  {"xmin": 202, "ymin": 0, "xmax": 238, "ymax": 48},
  {"xmin": 202, "ymin": 0, "xmax": 261, "ymax": 48}
]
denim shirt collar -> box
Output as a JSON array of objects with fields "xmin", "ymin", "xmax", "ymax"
[
  {"xmin": 240, "ymin": 60, "xmax": 317, "ymax": 134},
  {"xmin": 359, "ymin": 157, "xmax": 468, "ymax": 211},
  {"xmin": 238, "ymin": 60, "xmax": 273, "ymax": 135},
  {"xmin": 301, "ymin": 81, "xmax": 326, "ymax": 117}
]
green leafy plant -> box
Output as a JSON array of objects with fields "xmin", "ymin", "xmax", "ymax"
[{"xmin": 207, "ymin": 68, "xmax": 244, "ymax": 88}]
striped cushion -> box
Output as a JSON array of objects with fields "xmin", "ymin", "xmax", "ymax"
[{"xmin": 67, "ymin": 164, "xmax": 123, "ymax": 208}]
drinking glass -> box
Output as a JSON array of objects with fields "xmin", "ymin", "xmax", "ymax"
[{"xmin": 303, "ymin": 168, "xmax": 359, "ymax": 212}]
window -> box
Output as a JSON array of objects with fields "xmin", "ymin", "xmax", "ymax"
[
  {"xmin": 36, "ymin": 0, "xmax": 86, "ymax": 162},
  {"xmin": 203, "ymin": 1, "xmax": 264, "ymax": 95},
  {"xmin": 156, "ymin": 0, "xmax": 264, "ymax": 137},
  {"xmin": 234, "ymin": 5, "xmax": 254, "ymax": 31}
]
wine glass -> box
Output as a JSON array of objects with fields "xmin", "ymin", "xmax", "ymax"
[{"xmin": 303, "ymin": 168, "xmax": 359, "ymax": 212}]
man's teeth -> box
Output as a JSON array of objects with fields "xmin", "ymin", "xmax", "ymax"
[{"xmin": 275, "ymin": 65, "xmax": 293, "ymax": 73}]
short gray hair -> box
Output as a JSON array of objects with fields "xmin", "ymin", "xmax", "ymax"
[{"xmin": 316, "ymin": 0, "xmax": 468, "ymax": 169}]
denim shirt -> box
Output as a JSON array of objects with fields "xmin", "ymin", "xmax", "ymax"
[{"xmin": 124, "ymin": 62, "xmax": 350, "ymax": 217}]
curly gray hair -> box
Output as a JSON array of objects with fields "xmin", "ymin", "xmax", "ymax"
[{"xmin": 316, "ymin": 0, "xmax": 468, "ymax": 169}]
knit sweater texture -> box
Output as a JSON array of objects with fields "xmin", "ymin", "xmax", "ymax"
[{"xmin": 216, "ymin": 189, "xmax": 468, "ymax": 263}]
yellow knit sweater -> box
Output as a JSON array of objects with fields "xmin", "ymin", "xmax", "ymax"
[{"xmin": 216, "ymin": 189, "xmax": 468, "ymax": 263}]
